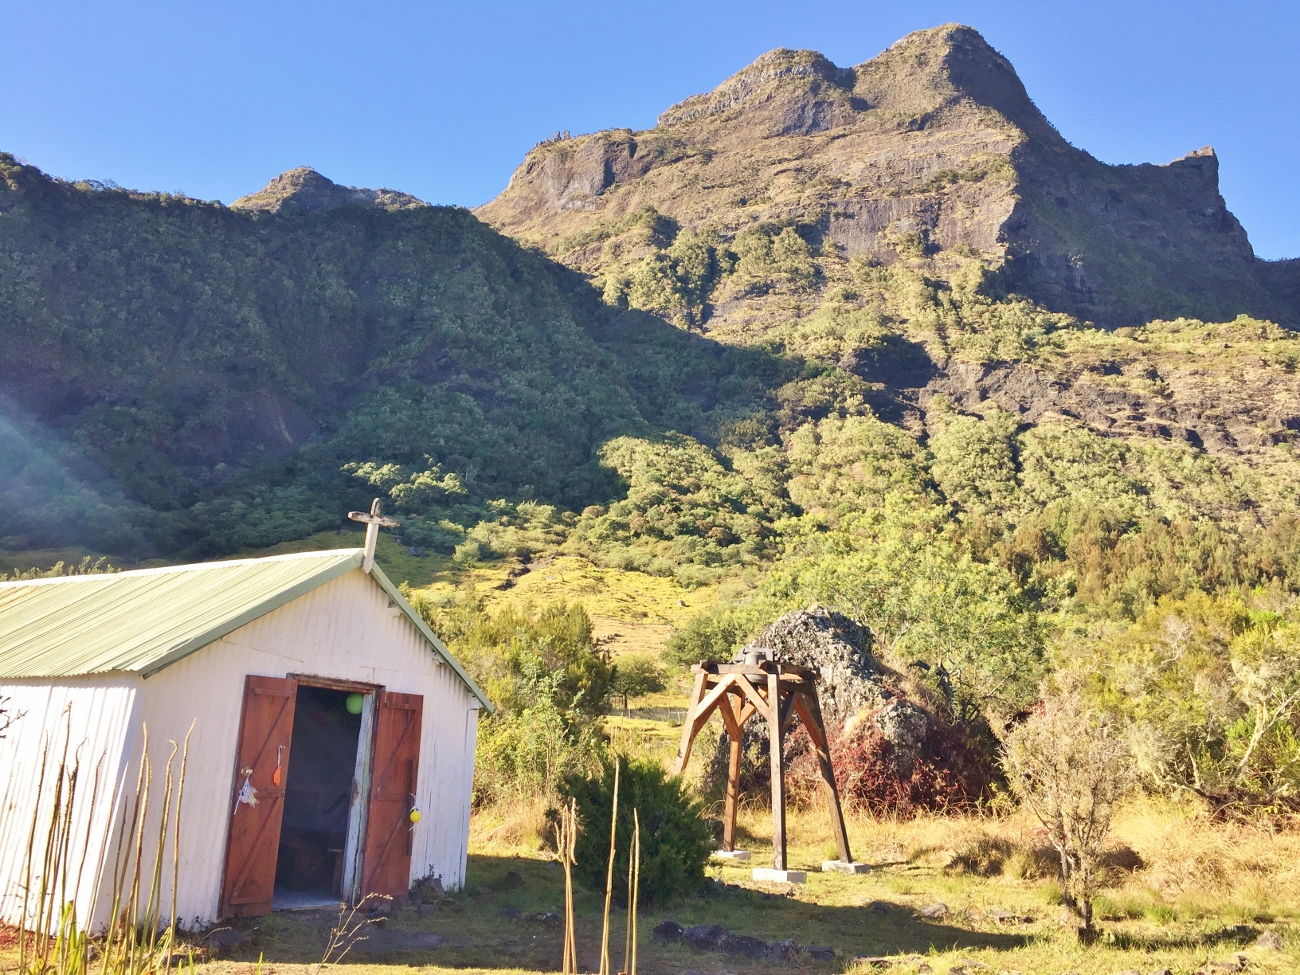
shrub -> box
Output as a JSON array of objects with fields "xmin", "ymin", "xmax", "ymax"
[
  {"xmin": 664, "ymin": 605, "xmax": 760, "ymax": 668},
  {"xmin": 1086, "ymin": 593, "xmax": 1300, "ymax": 806},
  {"xmin": 1002, "ymin": 690, "xmax": 1135, "ymax": 942},
  {"xmin": 444, "ymin": 599, "xmax": 614, "ymax": 806},
  {"xmin": 454, "ymin": 601, "xmax": 613, "ymax": 717},
  {"xmin": 828, "ymin": 715, "xmax": 994, "ymax": 817},
  {"xmin": 473, "ymin": 691, "xmax": 601, "ymax": 806},
  {"xmin": 453, "ymin": 538, "xmax": 486, "ymax": 565},
  {"xmin": 732, "ymin": 223, "xmax": 816, "ymax": 289},
  {"xmin": 557, "ymin": 754, "xmax": 713, "ymax": 906}
]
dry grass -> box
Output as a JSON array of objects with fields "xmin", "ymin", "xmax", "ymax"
[
  {"xmin": 440, "ymin": 555, "xmax": 720, "ymax": 627},
  {"xmin": 1109, "ymin": 800, "xmax": 1300, "ymax": 918},
  {"xmin": 471, "ymin": 795, "xmax": 557, "ymax": 853},
  {"xmin": 590, "ymin": 617, "xmax": 674, "ymax": 658},
  {"xmin": 460, "ymin": 789, "xmax": 1299, "ymax": 973},
  {"xmin": 604, "ymin": 715, "xmax": 683, "ymax": 772},
  {"xmin": 7, "ymin": 796, "xmax": 1286, "ymax": 975}
]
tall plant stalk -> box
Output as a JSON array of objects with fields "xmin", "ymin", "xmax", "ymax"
[
  {"xmin": 13, "ymin": 715, "xmax": 194, "ymax": 975},
  {"xmin": 553, "ymin": 798, "xmax": 578, "ymax": 975},
  {"xmin": 598, "ymin": 760, "xmax": 619, "ymax": 975},
  {"xmin": 19, "ymin": 731, "xmax": 51, "ymax": 970},
  {"xmin": 622, "ymin": 808, "xmax": 640, "ymax": 975},
  {"xmin": 168, "ymin": 723, "xmax": 194, "ymax": 970}
]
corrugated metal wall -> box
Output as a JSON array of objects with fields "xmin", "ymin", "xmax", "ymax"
[
  {"xmin": 129, "ymin": 568, "xmax": 481, "ymax": 928},
  {"xmin": 1, "ymin": 566, "xmax": 481, "ymax": 933},
  {"xmin": 0, "ymin": 675, "xmax": 140, "ymax": 930}
]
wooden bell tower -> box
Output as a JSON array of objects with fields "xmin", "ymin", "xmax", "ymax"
[{"xmin": 669, "ymin": 653, "xmax": 866, "ymax": 881}]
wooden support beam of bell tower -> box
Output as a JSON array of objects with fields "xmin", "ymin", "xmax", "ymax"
[{"xmin": 669, "ymin": 658, "xmax": 863, "ymax": 879}]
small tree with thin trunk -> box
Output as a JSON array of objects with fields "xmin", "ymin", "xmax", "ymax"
[
  {"xmin": 610, "ymin": 654, "xmax": 667, "ymax": 714},
  {"xmin": 1002, "ymin": 690, "xmax": 1133, "ymax": 942}
]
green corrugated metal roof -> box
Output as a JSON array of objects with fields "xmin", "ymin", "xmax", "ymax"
[{"xmin": 0, "ymin": 550, "xmax": 492, "ymax": 711}]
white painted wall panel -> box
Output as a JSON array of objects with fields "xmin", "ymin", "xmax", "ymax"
[
  {"xmin": 128, "ymin": 568, "xmax": 480, "ymax": 928},
  {"xmin": 0, "ymin": 676, "xmax": 139, "ymax": 930}
]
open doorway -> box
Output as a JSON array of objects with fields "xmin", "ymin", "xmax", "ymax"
[{"xmin": 273, "ymin": 684, "xmax": 370, "ymax": 910}]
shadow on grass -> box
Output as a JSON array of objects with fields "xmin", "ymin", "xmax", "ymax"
[
  {"xmin": 204, "ymin": 854, "xmax": 1031, "ymax": 972},
  {"xmin": 1109, "ymin": 923, "xmax": 1259, "ymax": 953}
]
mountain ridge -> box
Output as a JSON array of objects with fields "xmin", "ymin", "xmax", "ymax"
[
  {"xmin": 0, "ymin": 150, "xmax": 802, "ymax": 557},
  {"xmin": 478, "ymin": 24, "xmax": 1296, "ymax": 330}
]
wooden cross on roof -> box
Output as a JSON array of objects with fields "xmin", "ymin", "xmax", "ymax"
[{"xmin": 348, "ymin": 498, "xmax": 398, "ymax": 572}]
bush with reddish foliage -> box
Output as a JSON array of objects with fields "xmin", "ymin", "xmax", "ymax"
[
  {"xmin": 710, "ymin": 691, "xmax": 996, "ymax": 817},
  {"xmin": 824, "ymin": 712, "xmax": 995, "ymax": 816}
]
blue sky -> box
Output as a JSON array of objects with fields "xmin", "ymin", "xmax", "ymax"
[{"xmin": 3, "ymin": 1, "xmax": 1297, "ymax": 258}]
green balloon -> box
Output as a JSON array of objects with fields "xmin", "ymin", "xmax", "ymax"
[{"xmin": 346, "ymin": 692, "xmax": 364, "ymax": 715}]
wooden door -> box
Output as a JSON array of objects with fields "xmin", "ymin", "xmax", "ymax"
[
  {"xmin": 360, "ymin": 691, "xmax": 423, "ymax": 900},
  {"xmin": 219, "ymin": 675, "xmax": 297, "ymax": 918}
]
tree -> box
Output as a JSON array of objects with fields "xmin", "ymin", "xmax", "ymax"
[
  {"xmin": 1085, "ymin": 592, "xmax": 1300, "ymax": 804},
  {"xmin": 610, "ymin": 654, "xmax": 667, "ymax": 713},
  {"xmin": 1002, "ymin": 690, "xmax": 1133, "ymax": 943}
]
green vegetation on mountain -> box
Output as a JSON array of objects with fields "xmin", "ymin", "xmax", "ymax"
[
  {"xmin": 3, "ymin": 24, "xmax": 1300, "ymax": 820},
  {"xmin": 0, "ymin": 153, "xmax": 813, "ymax": 558}
]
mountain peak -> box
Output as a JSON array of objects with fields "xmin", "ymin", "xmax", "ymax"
[
  {"xmin": 653, "ymin": 24, "xmax": 1053, "ymax": 140},
  {"xmin": 658, "ymin": 48, "xmax": 854, "ymax": 127},
  {"xmin": 852, "ymin": 24, "xmax": 1054, "ymax": 138},
  {"xmin": 479, "ymin": 23, "xmax": 1295, "ymax": 329},
  {"xmin": 231, "ymin": 167, "xmax": 427, "ymax": 214}
]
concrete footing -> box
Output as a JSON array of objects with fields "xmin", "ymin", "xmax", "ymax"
[
  {"xmin": 822, "ymin": 860, "xmax": 871, "ymax": 874},
  {"xmin": 712, "ymin": 849, "xmax": 751, "ymax": 860},
  {"xmin": 752, "ymin": 868, "xmax": 806, "ymax": 884}
]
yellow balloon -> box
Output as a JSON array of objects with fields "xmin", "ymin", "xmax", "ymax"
[{"xmin": 409, "ymin": 809, "xmax": 422, "ymax": 824}]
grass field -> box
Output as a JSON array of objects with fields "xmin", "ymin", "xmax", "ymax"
[{"xmin": 128, "ymin": 797, "xmax": 1296, "ymax": 975}]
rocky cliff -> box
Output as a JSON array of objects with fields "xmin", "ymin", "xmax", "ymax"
[{"xmin": 478, "ymin": 24, "xmax": 1297, "ymax": 330}]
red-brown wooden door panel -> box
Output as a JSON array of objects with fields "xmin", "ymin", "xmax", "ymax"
[
  {"xmin": 219, "ymin": 675, "xmax": 297, "ymax": 919},
  {"xmin": 361, "ymin": 691, "xmax": 423, "ymax": 900}
]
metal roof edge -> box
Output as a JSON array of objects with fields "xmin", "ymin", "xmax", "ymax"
[
  {"xmin": 138, "ymin": 551, "xmax": 366, "ymax": 678},
  {"xmin": 0, "ymin": 548, "xmax": 367, "ymax": 590},
  {"xmin": 368, "ymin": 564, "xmax": 494, "ymax": 714}
]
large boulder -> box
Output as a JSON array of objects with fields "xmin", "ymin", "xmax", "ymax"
[
  {"xmin": 700, "ymin": 607, "xmax": 995, "ymax": 813},
  {"xmin": 704, "ymin": 607, "xmax": 932, "ymax": 796},
  {"xmin": 743, "ymin": 605, "xmax": 887, "ymax": 723}
]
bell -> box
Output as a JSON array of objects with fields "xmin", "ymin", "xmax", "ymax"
[{"xmin": 743, "ymin": 647, "xmax": 770, "ymax": 685}]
